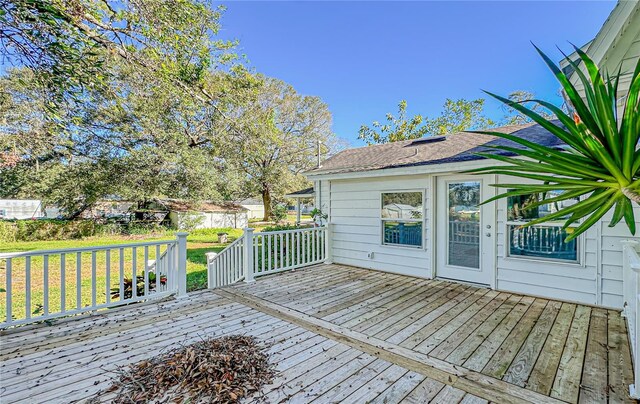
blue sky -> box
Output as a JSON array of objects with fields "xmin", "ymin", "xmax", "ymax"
[{"xmin": 219, "ymin": 1, "xmax": 616, "ymax": 146}]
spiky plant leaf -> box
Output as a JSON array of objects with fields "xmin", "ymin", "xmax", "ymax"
[{"xmin": 468, "ymin": 46, "xmax": 640, "ymax": 241}]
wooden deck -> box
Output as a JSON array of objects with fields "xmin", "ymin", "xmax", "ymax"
[{"xmin": 0, "ymin": 264, "xmax": 635, "ymax": 403}]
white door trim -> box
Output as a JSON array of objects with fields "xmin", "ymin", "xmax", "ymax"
[{"xmin": 435, "ymin": 174, "xmax": 497, "ymax": 287}]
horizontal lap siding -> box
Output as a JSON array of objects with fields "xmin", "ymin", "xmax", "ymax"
[
  {"xmin": 327, "ymin": 176, "xmax": 431, "ymax": 278},
  {"xmin": 599, "ymin": 206, "xmax": 640, "ymax": 308}
]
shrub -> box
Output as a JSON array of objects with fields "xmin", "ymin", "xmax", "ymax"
[{"xmin": 0, "ymin": 219, "xmax": 170, "ymax": 242}]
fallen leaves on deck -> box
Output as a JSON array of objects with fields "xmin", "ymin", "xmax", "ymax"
[{"xmin": 101, "ymin": 335, "xmax": 274, "ymax": 403}]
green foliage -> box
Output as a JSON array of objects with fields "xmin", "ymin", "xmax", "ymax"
[
  {"xmin": 1, "ymin": 0, "xmax": 236, "ymax": 112},
  {"xmin": 310, "ymin": 208, "xmax": 328, "ymax": 223},
  {"xmin": 501, "ymin": 91, "xmax": 556, "ymax": 125},
  {"xmin": 0, "ymin": 219, "xmax": 167, "ymax": 242},
  {"xmin": 358, "ymin": 100, "xmax": 429, "ymax": 144},
  {"xmin": 469, "ymin": 45, "xmax": 640, "ymax": 241},
  {"xmin": 218, "ymin": 77, "xmax": 337, "ymax": 220},
  {"xmin": 176, "ymin": 212, "xmax": 206, "ymax": 231},
  {"xmin": 271, "ymin": 205, "xmax": 288, "ymax": 223},
  {"xmin": 261, "ymin": 224, "xmax": 310, "ymax": 232},
  {"xmin": 358, "ymin": 98, "xmax": 495, "ymax": 144}
]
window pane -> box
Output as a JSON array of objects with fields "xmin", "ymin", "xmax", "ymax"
[
  {"xmin": 448, "ymin": 181, "xmax": 480, "ymax": 268},
  {"xmin": 509, "ymin": 225, "xmax": 577, "ymax": 261},
  {"xmin": 383, "ymin": 221, "xmax": 422, "ymax": 247},
  {"xmin": 382, "ymin": 192, "xmax": 423, "ymax": 219},
  {"xmin": 507, "ymin": 190, "xmax": 579, "ymax": 222}
]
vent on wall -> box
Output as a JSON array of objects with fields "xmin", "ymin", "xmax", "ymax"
[{"xmin": 409, "ymin": 135, "xmax": 447, "ymax": 145}]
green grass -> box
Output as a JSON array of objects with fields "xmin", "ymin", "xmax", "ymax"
[{"xmin": 0, "ymin": 228, "xmax": 247, "ymax": 323}]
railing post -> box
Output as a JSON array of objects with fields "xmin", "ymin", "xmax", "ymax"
[
  {"xmin": 622, "ymin": 240, "xmax": 640, "ymax": 318},
  {"xmin": 205, "ymin": 252, "xmax": 218, "ymax": 289},
  {"xmin": 325, "ymin": 223, "xmax": 333, "ymax": 264},
  {"xmin": 622, "ymin": 239, "xmax": 640, "ymax": 399},
  {"xmin": 244, "ymin": 228, "xmax": 255, "ymax": 282},
  {"xmin": 175, "ymin": 232, "xmax": 188, "ymax": 296}
]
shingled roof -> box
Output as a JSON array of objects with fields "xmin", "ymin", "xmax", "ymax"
[{"xmin": 307, "ymin": 122, "xmax": 566, "ymax": 176}]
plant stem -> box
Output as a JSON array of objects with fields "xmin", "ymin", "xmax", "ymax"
[{"xmin": 622, "ymin": 187, "xmax": 640, "ymax": 204}]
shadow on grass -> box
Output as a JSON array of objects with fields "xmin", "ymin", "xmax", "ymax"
[{"xmin": 186, "ymin": 246, "xmax": 225, "ymax": 292}]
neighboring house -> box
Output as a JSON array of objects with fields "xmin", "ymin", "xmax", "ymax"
[
  {"xmin": 305, "ymin": 3, "xmax": 640, "ymax": 310},
  {"xmin": 161, "ymin": 200, "xmax": 249, "ymax": 229},
  {"xmin": 239, "ymin": 198, "xmax": 265, "ymax": 220},
  {"xmin": 0, "ymin": 199, "xmax": 43, "ymax": 219}
]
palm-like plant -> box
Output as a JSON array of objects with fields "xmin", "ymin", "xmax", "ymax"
[{"xmin": 468, "ymin": 46, "xmax": 640, "ymax": 241}]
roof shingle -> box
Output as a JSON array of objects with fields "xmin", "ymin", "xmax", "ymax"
[{"xmin": 307, "ymin": 122, "xmax": 565, "ymax": 176}]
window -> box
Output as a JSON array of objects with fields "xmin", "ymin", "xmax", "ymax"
[
  {"xmin": 506, "ymin": 190, "xmax": 579, "ymax": 262},
  {"xmin": 381, "ymin": 192, "xmax": 423, "ymax": 247}
]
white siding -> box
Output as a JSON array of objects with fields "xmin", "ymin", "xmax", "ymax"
[
  {"xmin": 598, "ymin": 206, "xmax": 640, "ymax": 308},
  {"xmin": 321, "ymin": 171, "xmax": 637, "ymax": 309},
  {"xmin": 323, "ymin": 175, "xmax": 431, "ymax": 278}
]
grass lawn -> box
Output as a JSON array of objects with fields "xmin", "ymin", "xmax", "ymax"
[{"xmin": 0, "ymin": 229, "xmax": 245, "ymax": 322}]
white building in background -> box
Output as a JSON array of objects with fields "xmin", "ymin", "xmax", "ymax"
[
  {"xmin": 0, "ymin": 199, "xmax": 43, "ymax": 219},
  {"xmin": 239, "ymin": 198, "xmax": 265, "ymax": 220}
]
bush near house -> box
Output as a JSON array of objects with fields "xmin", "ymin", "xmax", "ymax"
[{"xmin": 0, "ymin": 219, "xmax": 168, "ymax": 243}]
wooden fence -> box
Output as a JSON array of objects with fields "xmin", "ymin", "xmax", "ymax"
[
  {"xmin": 207, "ymin": 226, "xmax": 329, "ymax": 287},
  {"xmin": 1, "ymin": 233, "xmax": 188, "ymax": 329}
]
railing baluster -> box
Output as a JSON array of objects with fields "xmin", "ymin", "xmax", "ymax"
[
  {"xmin": 261, "ymin": 235, "xmax": 266, "ymax": 274},
  {"xmin": 119, "ymin": 248, "xmax": 125, "ymax": 301},
  {"xmin": 43, "ymin": 255, "xmax": 49, "ymax": 316},
  {"xmin": 132, "ymin": 247, "xmax": 137, "ymax": 298},
  {"xmin": 91, "ymin": 251, "xmax": 97, "ymax": 307},
  {"xmin": 5, "ymin": 258, "xmax": 11, "ymax": 323},
  {"xmin": 311, "ymin": 229, "xmax": 316, "ymax": 263},
  {"xmin": 144, "ymin": 246, "xmax": 149, "ymax": 296},
  {"xmin": 76, "ymin": 252, "xmax": 82, "ymax": 309},
  {"xmin": 60, "ymin": 253, "xmax": 66, "ymax": 313},
  {"xmin": 106, "ymin": 250, "xmax": 111, "ymax": 304},
  {"xmin": 155, "ymin": 244, "xmax": 160, "ymax": 293},
  {"xmin": 25, "ymin": 256, "xmax": 31, "ymax": 320}
]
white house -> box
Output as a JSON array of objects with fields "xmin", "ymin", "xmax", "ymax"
[
  {"xmin": 239, "ymin": 198, "xmax": 265, "ymax": 220},
  {"xmin": 0, "ymin": 199, "xmax": 43, "ymax": 219},
  {"xmin": 306, "ymin": 2, "xmax": 640, "ymax": 309},
  {"xmin": 163, "ymin": 200, "xmax": 249, "ymax": 230}
]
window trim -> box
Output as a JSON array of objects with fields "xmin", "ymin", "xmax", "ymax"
[
  {"xmin": 380, "ymin": 190, "xmax": 425, "ymax": 249},
  {"xmin": 503, "ymin": 191, "xmax": 583, "ymax": 265}
]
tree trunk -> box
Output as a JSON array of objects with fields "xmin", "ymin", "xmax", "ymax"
[
  {"xmin": 622, "ymin": 187, "xmax": 640, "ymax": 204},
  {"xmin": 262, "ymin": 187, "xmax": 272, "ymax": 221}
]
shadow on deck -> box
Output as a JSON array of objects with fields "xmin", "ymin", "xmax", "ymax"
[{"xmin": 0, "ymin": 264, "xmax": 634, "ymax": 403}]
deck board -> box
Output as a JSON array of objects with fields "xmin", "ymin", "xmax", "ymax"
[{"xmin": 1, "ymin": 263, "xmax": 634, "ymax": 404}]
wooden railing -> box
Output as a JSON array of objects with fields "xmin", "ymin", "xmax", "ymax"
[
  {"xmin": 206, "ymin": 236, "xmax": 245, "ymax": 288},
  {"xmin": 0, "ymin": 233, "xmax": 188, "ymax": 329},
  {"xmin": 622, "ymin": 240, "xmax": 640, "ymax": 399},
  {"xmin": 449, "ymin": 220, "xmax": 480, "ymax": 245},
  {"xmin": 207, "ymin": 226, "xmax": 330, "ymax": 288}
]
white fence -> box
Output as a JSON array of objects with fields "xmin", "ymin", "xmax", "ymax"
[
  {"xmin": 207, "ymin": 226, "xmax": 330, "ymax": 288},
  {"xmin": 206, "ymin": 236, "xmax": 245, "ymax": 287},
  {"xmin": 622, "ymin": 240, "xmax": 640, "ymax": 399},
  {"xmin": 0, "ymin": 233, "xmax": 188, "ymax": 329}
]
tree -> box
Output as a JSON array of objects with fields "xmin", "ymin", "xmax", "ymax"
[
  {"xmin": 0, "ymin": 0, "xmax": 236, "ymax": 112},
  {"xmin": 358, "ymin": 98, "xmax": 494, "ymax": 145},
  {"xmin": 220, "ymin": 77, "xmax": 336, "ymax": 220},
  {"xmin": 425, "ymin": 98, "xmax": 495, "ymax": 136},
  {"xmin": 501, "ymin": 90, "xmax": 555, "ymax": 125},
  {"xmin": 0, "ymin": 63, "xmax": 255, "ymax": 217},
  {"xmin": 357, "ymin": 100, "xmax": 429, "ymax": 144},
  {"xmin": 469, "ymin": 46, "xmax": 640, "ymax": 241}
]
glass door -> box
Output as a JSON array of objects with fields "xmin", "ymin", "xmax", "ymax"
[{"xmin": 436, "ymin": 175, "xmax": 495, "ymax": 286}]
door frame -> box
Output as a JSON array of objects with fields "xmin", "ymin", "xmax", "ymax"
[{"xmin": 434, "ymin": 174, "xmax": 497, "ymax": 288}]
